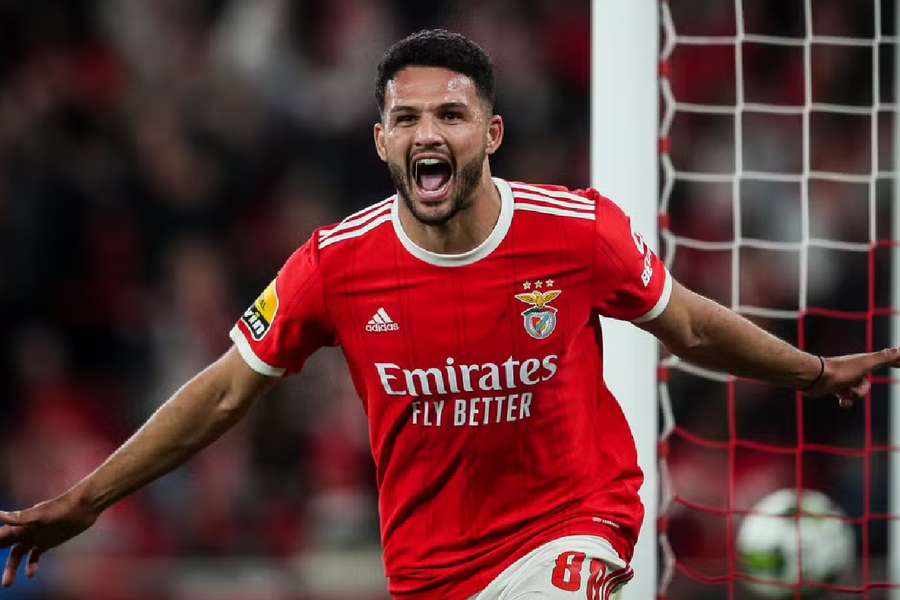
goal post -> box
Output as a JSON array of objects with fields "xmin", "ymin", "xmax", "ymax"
[{"xmin": 591, "ymin": 2, "xmax": 660, "ymax": 599}]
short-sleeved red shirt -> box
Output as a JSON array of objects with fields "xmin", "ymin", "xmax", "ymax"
[{"xmin": 231, "ymin": 178, "xmax": 671, "ymax": 598}]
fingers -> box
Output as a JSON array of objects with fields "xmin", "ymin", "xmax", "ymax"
[
  {"xmin": 876, "ymin": 347, "xmax": 900, "ymax": 368},
  {"xmin": 0, "ymin": 510, "xmax": 33, "ymax": 549},
  {"xmin": 0, "ymin": 524, "xmax": 25, "ymax": 548},
  {"xmin": 857, "ymin": 379, "xmax": 872, "ymax": 397},
  {"xmin": 2, "ymin": 543, "xmax": 28, "ymax": 587},
  {"xmin": 26, "ymin": 548, "xmax": 41, "ymax": 579},
  {"xmin": 0, "ymin": 511, "xmax": 25, "ymax": 527},
  {"xmin": 834, "ymin": 377, "xmax": 871, "ymax": 409}
]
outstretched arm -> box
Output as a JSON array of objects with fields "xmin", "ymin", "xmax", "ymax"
[
  {"xmin": 639, "ymin": 279, "xmax": 900, "ymax": 404},
  {"xmin": 0, "ymin": 346, "xmax": 276, "ymax": 586}
]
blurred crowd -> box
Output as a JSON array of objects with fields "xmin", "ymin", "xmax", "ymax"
[
  {"xmin": 2, "ymin": 0, "xmax": 894, "ymax": 599},
  {"xmin": 0, "ymin": 1, "xmax": 589, "ymax": 598}
]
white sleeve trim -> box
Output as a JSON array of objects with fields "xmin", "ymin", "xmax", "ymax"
[
  {"xmin": 633, "ymin": 269, "xmax": 673, "ymax": 323},
  {"xmin": 229, "ymin": 326, "xmax": 286, "ymax": 377}
]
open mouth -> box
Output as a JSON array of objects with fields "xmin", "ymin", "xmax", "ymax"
[{"xmin": 412, "ymin": 157, "xmax": 454, "ymax": 202}]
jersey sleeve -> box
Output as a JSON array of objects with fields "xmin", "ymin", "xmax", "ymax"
[
  {"xmin": 229, "ymin": 235, "xmax": 336, "ymax": 377},
  {"xmin": 590, "ymin": 191, "xmax": 672, "ymax": 322}
]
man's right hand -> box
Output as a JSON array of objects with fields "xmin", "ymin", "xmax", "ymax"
[
  {"xmin": 0, "ymin": 493, "xmax": 99, "ymax": 586},
  {"xmin": 0, "ymin": 347, "xmax": 275, "ymax": 588},
  {"xmin": 0, "ymin": 348, "xmax": 274, "ymax": 587}
]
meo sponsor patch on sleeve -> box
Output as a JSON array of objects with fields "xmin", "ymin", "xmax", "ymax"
[{"xmin": 242, "ymin": 279, "xmax": 279, "ymax": 341}]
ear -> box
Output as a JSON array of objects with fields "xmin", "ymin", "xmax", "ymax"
[
  {"xmin": 374, "ymin": 121, "xmax": 387, "ymax": 162},
  {"xmin": 486, "ymin": 114, "xmax": 504, "ymax": 156}
]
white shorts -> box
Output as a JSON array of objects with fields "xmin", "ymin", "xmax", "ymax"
[{"xmin": 472, "ymin": 535, "xmax": 633, "ymax": 600}]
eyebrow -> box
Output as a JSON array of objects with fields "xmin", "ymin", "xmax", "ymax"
[{"xmin": 389, "ymin": 102, "xmax": 470, "ymax": 114}]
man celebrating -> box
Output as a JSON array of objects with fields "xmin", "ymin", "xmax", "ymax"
[{"xmin": 1, "ymin": 29, "xmax": 896, "ymax": 599}]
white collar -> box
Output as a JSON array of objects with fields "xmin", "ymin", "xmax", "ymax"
[{"xmin": 391, "ymin": 177, "xmax": 514, "ymax": 267}]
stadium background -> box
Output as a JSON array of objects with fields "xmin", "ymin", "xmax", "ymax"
[
  {"xmin": 0, "ymin": 1, "xmax": 589, "ymax": 598},
  {"xmin": 0, "ymin": 1, "xmax": 887, "ymax": 599}
]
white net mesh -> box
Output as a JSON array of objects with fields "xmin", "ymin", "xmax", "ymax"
[{"xmin": 657, "ymin": 1, "xmax": 900, "ymax": 597}]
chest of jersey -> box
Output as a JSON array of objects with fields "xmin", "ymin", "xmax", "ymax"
[
  {"xmin": 336, "ymin": 245, "xmax": 588, "ymax": 361},
  {"xmin": 322, "ymin": 229, "xmax": 600, "ymax": 437}
]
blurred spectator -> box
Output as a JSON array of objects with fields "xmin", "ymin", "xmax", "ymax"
[
  {"xmin": 4, "ymin": 1, "xmax": 884, "ymax": 598},
  {"xmin": 1, "ymin": 1, "xmax": 592, "ymax": 597}
]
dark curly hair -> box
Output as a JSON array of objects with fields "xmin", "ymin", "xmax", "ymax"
[{"xmin": 375, "ymin": 29, "xmax": 496, "ymax": 115}]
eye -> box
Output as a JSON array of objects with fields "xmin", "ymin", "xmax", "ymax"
[
  {"xmin": 442, "ymin": 111, "xmax": 463, "ymax": 121},
  {"xmin": 394, "ymin": 114, "xmax": 416, "ymax": 125}
]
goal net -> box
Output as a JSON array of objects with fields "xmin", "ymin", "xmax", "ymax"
[{"xmin": 656, "ymin": 1, "xmax": 899, "ymax": 598}]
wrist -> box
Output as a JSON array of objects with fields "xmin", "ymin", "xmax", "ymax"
[
  {"xmin": 65, "ymin": 481, "xmax": 108, "ymax": 521},
  {"xmin": 800, "ymin": 355, "xmax": 826, "ymax": 392}
]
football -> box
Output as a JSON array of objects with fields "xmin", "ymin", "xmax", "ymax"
[{"xmin": 736, "ymin": 489, "xmax": 855, "ymax": 598}]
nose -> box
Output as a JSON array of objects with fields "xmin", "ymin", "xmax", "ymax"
[{"xmin": 413, "ymin": 114, "xmax": 442, "ymax": 147}]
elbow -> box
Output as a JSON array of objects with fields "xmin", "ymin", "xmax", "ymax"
[
  {"xmin": 642, "ymin": 280, "xmax": 710, "ymax": 358},
  {"xmin": 682, "ymin": 327, "xmax": 706, "ymax": 352},
  {"xmin": 663, "ymin": 321, "xmax": 707, "ymax": 359},
  {"xmin": 214, "ymin": 388, "xmax": 253, "ymax": 424},
  {"xmin": 206, "ymin": 346, "xmax": 270, "ymax": 421}
]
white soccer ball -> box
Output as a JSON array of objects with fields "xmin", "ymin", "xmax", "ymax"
[{"xmin": 736, "ymin": 488, "xmax": 855, "ymax": 598}]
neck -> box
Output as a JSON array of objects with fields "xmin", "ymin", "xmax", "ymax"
[{"xmin": 398, "ymin": 170, "xmax": 501, "ymax": 254}]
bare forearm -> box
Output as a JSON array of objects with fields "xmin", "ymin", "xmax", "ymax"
[
  {"xmin": 676, "ymin": 300, "xmax": 817, "ymax": 386},
  {"xmin": 67, "ymin": 349, "xmax": 270, "ymax": 514},
  {"xmin": 643, "ymin": 283, "xmax": 821, "ymax": 389}
]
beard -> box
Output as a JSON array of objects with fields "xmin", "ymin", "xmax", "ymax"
[{"xmin": 388, "ymin": 151, "xmax": 485, "ymax": 226}]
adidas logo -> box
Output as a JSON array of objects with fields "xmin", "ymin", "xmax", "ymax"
[{"xmin": 366, "ymin": 307, "xmax": 400, "ymax": 332}]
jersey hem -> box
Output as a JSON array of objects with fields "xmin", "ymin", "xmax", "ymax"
[
  {"xmin": 475, "ymin": 535, "xmax": 624, "ymax": 598},
  {"xmin": 229, "ymin": 326, "xmax": 286, "ymax": 377},
  {"xmin": 387, "ymin": 519, "xmax": 633, "ymax": 598},
  {"xmin": 633, "ymin": 268, "xmax": 673, "ymax": 323}
]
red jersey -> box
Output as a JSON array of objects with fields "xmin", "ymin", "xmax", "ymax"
[{"xmin": 231, "ymin": 178, "xmax": 671, "ymax": 598}]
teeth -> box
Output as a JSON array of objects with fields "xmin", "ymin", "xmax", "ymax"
[{"xmin": 413, "ymin": 157, "xmax": 448, "ymax": 183}]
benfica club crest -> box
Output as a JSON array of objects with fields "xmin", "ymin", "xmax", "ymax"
[{"xmin": 515, "ymin": 283, "xmax": 561, "ymax": 340}]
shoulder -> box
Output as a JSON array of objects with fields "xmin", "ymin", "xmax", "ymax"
[
  {"xmin": 508, "ymin": 181, "xmax": 635, "ymax": 230},
  {"xmin": 314, "ymin": 194, "xmax": 397, "ymax": 255},
  {"xmin": 276, "ymin": 195, "xmax": 396, "ymax": 281},
  {"xmin": 508, "ymin": 181, "xmax": 599, "ymax": 224}
]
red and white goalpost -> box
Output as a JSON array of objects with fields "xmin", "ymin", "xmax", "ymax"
[{"xmin": 593, "ymin": 1, "xmax": 900, "ymax": 598}]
